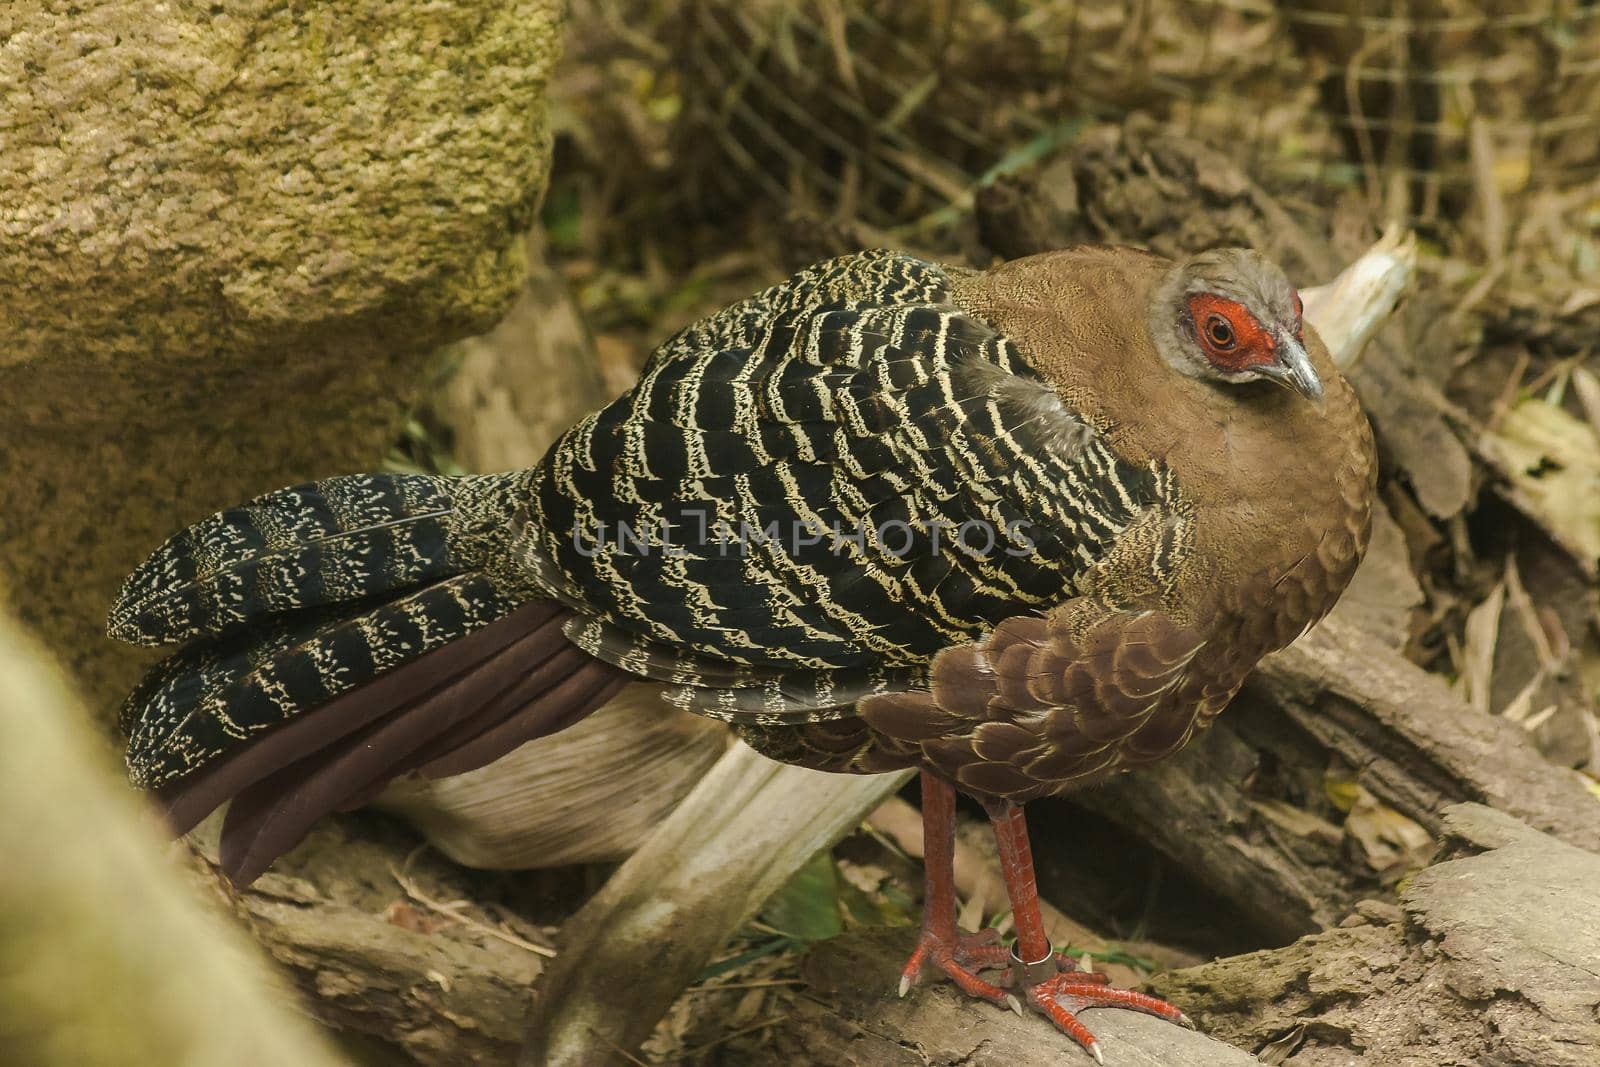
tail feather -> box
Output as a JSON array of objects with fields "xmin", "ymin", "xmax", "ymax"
[
  {"xmin": 417, "ymin": 659, "xmax": 629, "ymax": 779},
  {"xmin": 156, "ymin": 591, "xmax": 556, "ymax": 831},
  {"xmin": 212, "ymin": 636, "xmax": 627, "ymax": 885},
  {"xmin": 154, "ymin": 597, "xmax": 566, "ymax": 836},
  {"xmin": 125, "ymin": 573, "xmax": 518, "ymax": 790},
  {"xmin": 112, "ymin": 470, "xmax": 644, "ymax": 886},
  {"xmin": 397, "ymin": 634, "xmax": 594, "ymax": 778},
  {"xmin": 212, "ymin": 612, "xmax": 565, "ymax": 883},
  {"xmin": 131, "ymin": 584, "xmax": 630, "ymax": 884},
  {"xmin": 108, "ymin": 472, "xmax": 517, "ymax": 647}
]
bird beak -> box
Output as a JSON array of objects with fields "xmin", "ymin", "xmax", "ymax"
[{"xmin": 1259, "ymin": 335, "xmax": 1325, "ymax": 408}]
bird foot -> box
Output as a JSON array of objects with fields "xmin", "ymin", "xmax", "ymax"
[
  {"xmin": 902, "ymin": 934, "xmax": 1190, "ymax": 1064},
  {"xmin": 1020, "ymin": 961, "xmax": 1193, "ymax": 1065},
  {"xmin": 897, "ymin": 925, "xmax": 1021, "ymax": 1008},
  {"xmin": 896, "ymin": 926, "xmax": 1107, "ymax": 1015}
]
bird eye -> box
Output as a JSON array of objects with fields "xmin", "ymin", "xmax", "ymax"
[{"xmin": 1204, "ymin": 315, "xmax": 1235, "ymax": 349}]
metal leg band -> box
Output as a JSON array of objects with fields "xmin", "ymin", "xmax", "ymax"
[{"xmin": 1012, "ymin": 943, "xmax": 1059, "ymax": 986}]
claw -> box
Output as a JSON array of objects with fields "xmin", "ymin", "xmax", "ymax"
[
  {"xmin": 899, "ymin": 927, "xmax": 1191, "ymax": 1062},
  {"xmin": 895, "ymin": 927, "xmax": 1015, "ymax": 1008},
  {"xmin": 1022, "ymin": 971, "xmax": 1191, "ymax": 1061}
]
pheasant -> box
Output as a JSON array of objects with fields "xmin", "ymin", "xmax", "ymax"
[{"xmin": 109, "ymin": 245, "xmax": 1375, "ymax": 1061}]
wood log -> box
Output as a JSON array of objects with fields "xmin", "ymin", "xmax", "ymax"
[
  {"xmin": 1058, "ymin": 613, "xmax": 1600, "ymax": 945},
  {"xmin": 1149, "ymin": 804, "xmax": 1600, "ymax": 1066},
  {"xmin": 210, "ymin": 815, "xmax": 549, "ymax": 1066},
  {"xmin": 744, "ymin": 927, "xmax": 1257, "ymax": 1067},
  {"xmin": 751, "ymin": 803, "xmax": 1600, "ymax": 1066},
  {"xmin": 1261, "ymin": 623, "xmax": 1600, "ymax": 852}
]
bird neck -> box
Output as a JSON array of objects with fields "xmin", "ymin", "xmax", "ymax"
[{"xmin": 949, "ymin": 247, "xmax": 1376, "ymax": 660}]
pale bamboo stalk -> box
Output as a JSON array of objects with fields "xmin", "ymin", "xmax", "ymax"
[
  {"xmin": 373, "ymin": 684, "xmax": 729, "ymax": 868},
  {"xmin": 518, "ymin": 744, "xmax": 913, "ymax": 1067}
]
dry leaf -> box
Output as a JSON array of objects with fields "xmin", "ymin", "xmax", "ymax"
[
  {"xmin": 1258, "ymin": 1023, "xmax": 1308, "ymax": 1065},
  {"xmin": 1324, "ymin": 775, "xmax": 1361, "ymax": 814},
  {"xmin": 1345, "ymin": 788, "xmax": 1434, "ymax": 878},
  {"xmin": 384, "ymin": 901, "xmax": 449, "ymax": 936},
  {"xmin": 1479, "ymin": 398, "xmax": 1600, "ymax": 574},
  {"xmin": 1457, "ymin": 582, "xmax": 1505, "ymax": 714}
]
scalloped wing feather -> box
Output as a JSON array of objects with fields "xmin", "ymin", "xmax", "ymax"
[{"xmin": 858, "ymin": 601, "xmax": 1207, "ymax": 800}]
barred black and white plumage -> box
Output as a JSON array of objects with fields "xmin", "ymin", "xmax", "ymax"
[
  {"xmin": 516, "ymin": 252, "xmax": 1173, "ymax": 709},
  {"xmin": 108, "ymin": 245, "xmax": 1373, "ymax": 898},
  {"xmin": 122, "ymin": 573, "xmax": 514, "ymax": 788},
  {"xmin": 109, "ymin": 472, "xmax": 527, "ymax": 647}
]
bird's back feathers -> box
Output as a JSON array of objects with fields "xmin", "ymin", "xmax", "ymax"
[{"xmin": 518, "ymin": 252, "xmax": 1173, "ymax": 715}]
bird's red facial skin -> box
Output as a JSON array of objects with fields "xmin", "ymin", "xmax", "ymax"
[{"xmin": 1187, "ymin": 294, "xmax": 1276, "ymax": 372}]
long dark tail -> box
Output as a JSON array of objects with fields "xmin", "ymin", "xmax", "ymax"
[{"xmin": 110, "ymin": 473, "xmax": 626, "ymax": 885}]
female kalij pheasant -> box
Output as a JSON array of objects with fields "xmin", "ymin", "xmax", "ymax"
[{"xmin": 110, "ymin": 246, "xmax": 1375, "ymax": 1060}]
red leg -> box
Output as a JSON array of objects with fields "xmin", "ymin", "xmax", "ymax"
[
  {"xmin": 896, "ymin": 772, "xmax": 1018, "ymax": 1008},
  {"xmin": 986, "ymin": 797, "xmax": 1192, "ymax": 1064}
]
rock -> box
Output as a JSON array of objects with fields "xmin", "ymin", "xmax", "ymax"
[
  {"xmin": 425, "ymin": 231, "xmax": 614, "ymax": 474},
  {"xmin": 0, "ymin": 0, "xmax": 564, "ymax": 713}
]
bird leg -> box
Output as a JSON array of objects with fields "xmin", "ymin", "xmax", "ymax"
[
  {"xmin": 896, "ymin": 774, "xmax": 1189, "ymax": 1060},
  {"xmin": 897, "ymin": 772, "xmax": 1020, "ymax": 1010},
  {"xmin": 985, "ymin": 797, "xmax": 1192, "ymax": 1064}
]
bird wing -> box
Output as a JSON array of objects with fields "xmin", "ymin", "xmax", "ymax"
[
  {"xmin": 857, "ymin": 600, "xmax": 1210, "ymax": 799},
  {"xmin": 515, "ymin": 251, "xmax": 1176, "ymax": 719}
]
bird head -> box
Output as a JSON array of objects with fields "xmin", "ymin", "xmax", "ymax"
[{"xmin": 1148, "ymin": 248, "xmax": 1323, "ymax": 407}]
